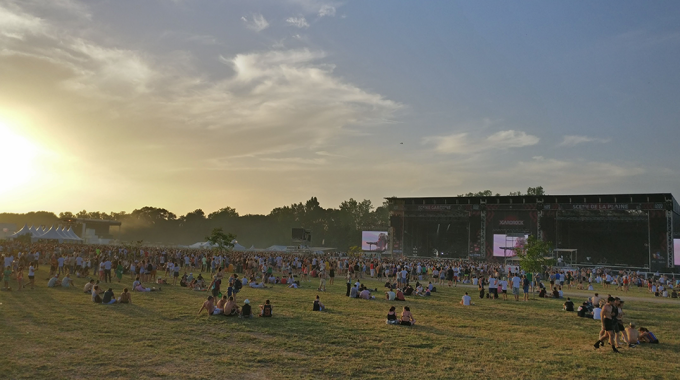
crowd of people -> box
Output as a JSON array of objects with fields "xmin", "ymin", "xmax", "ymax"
[{"xmin": 0, "ymin": 240, "xmax": 670, "ymax": 347}]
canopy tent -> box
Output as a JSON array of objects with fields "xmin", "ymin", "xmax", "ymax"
[
  {"xmin": 265, "ymin": 245, "xmax": 289, "ymax": 252},
  {"xmin": 9, "ymin": 224, "xmax": 31, "ymax": 238},
  {"xmin": 65, "ymin": 226, "xmax": 83, "ymax": 241},
  {"xmin": 35, "ymin": 226, "xmax": 66, "ymax": 242},
  {"xmin": 29, "ymin": 225, "xmax": 44, "ymax": 237}
]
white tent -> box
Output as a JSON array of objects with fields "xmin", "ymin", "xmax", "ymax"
[
  {"xmin": 265, "ymin": 245, "xmax": 289, "ymax": 252},
  {"xmin": 29, "ymin": 225, "xmax": 43, "ymax": 237},
  {"xmin": 9, "ymin": 224, "xmax": 31, "ymax": 238},
  {"xmin": 35, "ymin": 226, "xmax": 66, "ymax": 242},
  {"xmin": 232, "ymin": 243, "xmax": 247, "ymax": 251},
  {"xmin": 65, "ymin": 226, "xmax": 83, "ymax": 241}
]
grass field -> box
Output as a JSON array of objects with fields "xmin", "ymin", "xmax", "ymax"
[{"xmin": 1, "ymin": 272, "xmax": 679, "ymax": 380}]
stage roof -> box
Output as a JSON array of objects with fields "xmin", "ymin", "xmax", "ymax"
[{"xmin": 387, "ymin": 193, "xmax": 679, "ymax": 213}]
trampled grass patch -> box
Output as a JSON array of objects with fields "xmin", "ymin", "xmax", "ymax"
[{"xmin": 1, "ymin": 273, "xmax": 679, "ymax": 379}]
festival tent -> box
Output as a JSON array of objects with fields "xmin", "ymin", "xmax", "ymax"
[
  {"xmin": 55, "ymin": 226, "xmax": 70, "ymax": 240},
  {"xmin": 232, "ymin": 243, "xmax": 247, "ymax": 251},
  {"xmin": 65, "ymin": 227, "xmax": 83, "ymax": 241},
  {"xmin": 35, "ymin": 226, "xmax": 66, "ymax": 242},
  {"xmin": 9, "ymin": 224, "xmax": 31, "ymax": 238},
  {"xmin": 29, "ymin": 225, "xmax": 44, "ymax": 237},
  {"xmin": 265, "ymin": 245, "xmax": 289, "ymax": 252}
]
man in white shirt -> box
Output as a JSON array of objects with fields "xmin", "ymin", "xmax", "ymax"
[
  {"xmin": 386, "ymin": 289, "xmax": 395, "ymax": 301},
  {"xmin": 511, "ymin": 274, "xmax": 521, "ymax": 301},
  {"xmin": 460, "ymin": 292, "xmax": 472, "ymax": 306},
  {"xmin": 488, "ymin": 276, "xmax": 497, "ymax": 300}
]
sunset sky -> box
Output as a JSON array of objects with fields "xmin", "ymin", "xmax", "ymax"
[{"xmin": 1, "ymin": 1, "xmax": 679, "ymax": 216}]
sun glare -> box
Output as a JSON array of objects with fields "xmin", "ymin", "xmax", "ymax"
[{"xmin": 0, "ymin": 121, "xmax": 39, "ymax": 195}]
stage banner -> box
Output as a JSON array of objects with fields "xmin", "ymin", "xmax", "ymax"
[{"xmin": 485, "ymin": 210, "xmax": 538, "ymax": 260}]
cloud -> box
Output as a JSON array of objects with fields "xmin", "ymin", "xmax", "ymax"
[
  {"xmin": 559, "ymin": 135, "xmax": 611, "ymax": 147},
  {"xmin": 0, "ymin": 3, "xmax": 47, "ymax": 40},
  {"xmin": 423, "ymin": 130, "xmax": 539, "ymax": 155},
  {"xmin": 319, "ymin": 5, "xmax": 336, "ymax": 17},
  {"xmin": 286, "ymin": 16, "xmax": 310, "ymax": 28},
  {"xmin": 241, "ymin": 13, "xmax": 269, "ymax": 32}
]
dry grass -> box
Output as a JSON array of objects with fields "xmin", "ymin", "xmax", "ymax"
[{"xmin": 1, "ymin": 272, "xmax": 679, "ymax": 380}]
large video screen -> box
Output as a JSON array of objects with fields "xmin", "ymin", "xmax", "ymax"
[
  {"xmin": 362, "ymin": 231, "xmax": 388, "ymax": 252},
  {"xmin": 675, "ymin": 239, "xmax": 680, "ymax": 266},
  {"xmin": 493, "ymin": 234, "xmax": 528, "ymax": 257}
]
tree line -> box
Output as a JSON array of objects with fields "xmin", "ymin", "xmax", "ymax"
[
  {"xmin": 0, "ymin": 197, "xmax": 388, "ymax": 250},
  {"xmin": 1, "ymin": 187, "xmax": 545, "ymax": 250}
]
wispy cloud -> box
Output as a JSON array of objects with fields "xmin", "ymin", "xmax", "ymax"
[
  {"xmin": 559, "ymin": 135, "xmax": 611, "ymax": 147},
  {"xmin": 286, "ymin": 16, "xmax": 309, "ymax": 29},
  {"xmin": 241, "ymin": 13, "xmax": 269, "ymax": 32},
  {"xmin": 319, "ymin": 5, "xmax": 336, "ymax": 17},
  {"xmin": 423, "ymin": 130, "xmax": 539, "ymax": 155}
]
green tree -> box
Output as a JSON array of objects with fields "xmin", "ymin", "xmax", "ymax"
[
  {"xmin": 206, "ymin": 227, "xmax": 236, "ymax": 251},
  {"xmin": 527, "ymin": 186, "xmax": 545, "ymax": 196},
  {"xmin": 517, "ymin": 235, "xmax": 555, "ymax": 297}
]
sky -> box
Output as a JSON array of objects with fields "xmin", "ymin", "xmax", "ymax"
[{"xmin": 1, "ymin": 0, "xmax": 679, "ymax": 216}]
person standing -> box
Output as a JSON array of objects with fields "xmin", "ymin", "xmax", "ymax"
[
  {"xmin": 594, "ymin": 297, "xmax": 620, "ymax": 353},
  {"xmin": 511, "ymin": 273, "xmax": 521, "ymax": 301},
  {"xmin": 103, "ymin": 258, "xmax": 112, "ymax": 283},
  {"xmin": 27, "ymin": 262, "xmax": 35, "ymax": 290}
]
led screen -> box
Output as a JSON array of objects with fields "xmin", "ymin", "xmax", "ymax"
[
  {"xmin": 362, "ymin": 231, "xmax": 388, "ymax": 252},
  {"xmin": 493, "ymin": 234, "xmax": 528, "ymax": 257}
]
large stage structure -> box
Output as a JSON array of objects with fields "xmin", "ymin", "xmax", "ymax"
[{"xmin": 388, "ymin": 193, "xmax": 680, "ymax": 272}]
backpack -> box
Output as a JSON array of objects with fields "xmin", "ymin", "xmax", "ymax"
[{"xmin": 262, "ymin": 305, "xmax": 272, "ymax": 317}]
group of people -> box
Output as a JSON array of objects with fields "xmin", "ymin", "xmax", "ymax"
[{"xmin": 0, "ymin": 241, "xmax": 671, "ymax": 347}]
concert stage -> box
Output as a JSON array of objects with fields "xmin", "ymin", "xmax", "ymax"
[{"xmin": 387, "ymin": 193, "xmax": 680, "ymax": 272}]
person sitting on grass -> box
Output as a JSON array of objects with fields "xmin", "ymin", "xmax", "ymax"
[
  {"xmin": 460, "ymin": 292, "xmax": 472, "ymax": 306},
  {"xmin": 359, "ymin": 288, "xmax": 375, "ymax": 300},
  {"xmin": 216, "ymin": 295, "xmax": 228, "ymax": 311},
  {"xmin": 403, "ymin": 284, "xmax": 414, "ymax": 296},
  {"xmin": 313, "ymin": 295, "xmax": 325, "ymax": 311},
  {"xmin": 91, "ymin": 285, "xmax": 104, "ymax": 303},
  {"xmin": 386, "ymin": 289, "xmax": 396, "ymax": 301},
  {"xmin": 288, "ymin": 280, "xmax": 299, "ymax": 289},
  {"xmin": 395, "ymin": 288, "xmax": 405, "ymax": 301},
  {"xmin": 638, "ymin": 327, "xmax": 659, "ymax": 344},
  {"xmin": 414, "ymin": 284, "xmax": 425, "ymax": 296},
  {"xmin": 62, "ymin": 274, "xmax": 75, "ymax": 288},
  {"xmin": 625, "ymin": 323, "xmax": 639, "ymax": 346},
  {"xmin": 240, "ymin": 299, "xmax": 253, "ymax": 318},
  {"xmin": 223, "ymin": 296, "xmax": 239, "ymax": 316},
  {"xmin": 102, "ymin": 288, "xmax": 116, "ymax": 305},
  {"xmin": 349, "ymin": 285, "xmax": 359, "ymax": 298},
  {"xmin": 48, "ymin": 274, "xmax": 60, "ymax": 288},
  {"xmin": 133, "ymin": 276, "xmax": 161, "ymax": 292},
  {"xmin": 386, "ymin": 306, "xmax": 398, "ymax": 325},
  {"xmin": 249, "ymin": 278, "xmax": 268, "ymax": 289},
  {"xmin": 563, "ymin": 297, "xmax": 574, "ymax": 311},
  {"xmin": 118, "ymin": 288, "xmax": 132, "ymax": 304},
  {"xmin": 400, "ymin": 306, "xmax": 416, "ymax": 326},
  {"xmin": 577, "ymin": 302, "xmax": 593, "ymax": 318},
  {"xmin": 198, "ymin": 296, "xmax": 220, "ymax": 316},
  {"xmin": 83, "ymin": 279, "xmax": 95, "ymax": 294},
  {"xmin": 260, "ymin": 300, "xmax": 273, "ymax": 317}
]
